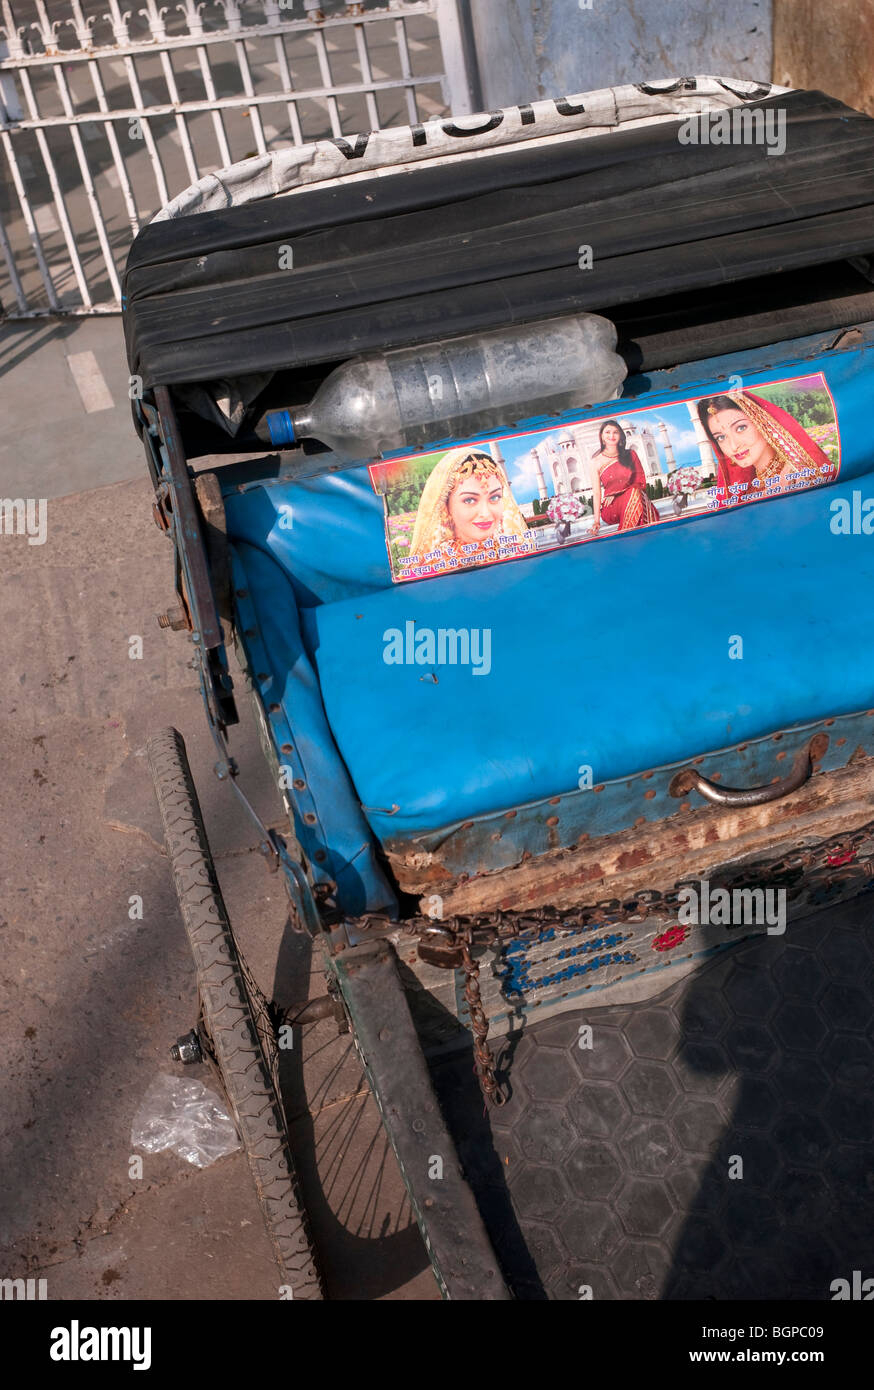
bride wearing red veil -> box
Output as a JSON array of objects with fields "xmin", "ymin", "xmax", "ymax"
[{"xmin": 697, "ymin": 390, "xmax": 836, "ymax": 502}]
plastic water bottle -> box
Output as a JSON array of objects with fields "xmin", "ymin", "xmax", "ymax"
[{"xmin": 255, "ymin": 313, "xmax": 626, "ymax": 462}]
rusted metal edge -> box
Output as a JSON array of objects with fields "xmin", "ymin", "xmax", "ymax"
[{"xmin": 383, "ymin": 709, "xmax": 874, "ymax": 885}]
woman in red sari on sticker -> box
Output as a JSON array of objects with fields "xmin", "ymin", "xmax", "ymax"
[{"xmin": 589, "ymin": 420, "xmax": 659, "ymax": 534}]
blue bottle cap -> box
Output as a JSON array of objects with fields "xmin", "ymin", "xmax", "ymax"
[{"xmin": 266, "ymin": 409, "xmax": 296, "ymax": 447}]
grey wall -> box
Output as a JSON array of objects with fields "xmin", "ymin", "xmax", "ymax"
[{"xmin": 467, "ymin": 0, "xmax": 773, "ymax": 108}]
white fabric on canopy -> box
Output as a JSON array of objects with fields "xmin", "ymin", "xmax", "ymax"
[{"xmin": 151, "ymin": 76, "xmax": 791, "ymax": 224}]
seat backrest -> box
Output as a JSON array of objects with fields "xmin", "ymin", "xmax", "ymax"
[{"xmin": 224, "ymin": 325, "xmax": 874, "ymax": 620}]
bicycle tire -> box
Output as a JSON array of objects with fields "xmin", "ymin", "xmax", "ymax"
[{"xmin": 147, "ymin": 726, "xmax": 324, "ymax": 1299}]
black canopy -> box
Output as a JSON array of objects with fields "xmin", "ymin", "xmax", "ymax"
[{"xmin": 123, "ymin": 91, "xmax": 874, "ymax": 390}]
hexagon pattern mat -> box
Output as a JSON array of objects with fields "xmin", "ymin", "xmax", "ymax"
[{"xmin": 430, "ymin": 899, "xmax": 874, "ymax": 1300}]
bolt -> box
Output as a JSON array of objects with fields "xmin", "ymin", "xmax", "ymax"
[
  {"xmin": 171, "ymin": 1029, "xmax": 202, "ymax": 1064},
  {"xmin": 157, "ymin": 603, "xmax": 187, "ymax": 631}
]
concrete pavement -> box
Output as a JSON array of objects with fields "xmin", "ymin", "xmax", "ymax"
[{"xmin": 0, "ymin": 316, "xmax": 439, "ymax": 1301}]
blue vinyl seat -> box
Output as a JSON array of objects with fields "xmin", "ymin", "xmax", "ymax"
[
  {"xmin": 306, "ymin": 478, "xmax": 874, "ymax": 843},
  {"xmin": 225, "ymin": 336, "xmax": 874, "ymax": 871}
]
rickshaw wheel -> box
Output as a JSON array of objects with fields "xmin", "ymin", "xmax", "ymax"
[{"xmin": 147, "ymin": 726, "xmax": 324, "ymax": 1300}]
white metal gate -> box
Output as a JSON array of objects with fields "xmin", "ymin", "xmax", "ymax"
[{"xmin": 0, "ymin": 0, "xmax": 475, "ymax": 315}]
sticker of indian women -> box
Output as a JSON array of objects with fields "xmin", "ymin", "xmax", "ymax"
[
  {"xmin": 696, "ymin": 386, "xmax": 838, "ymax": 507},
  {"xmin": 397, "ymin": 446, "xmax": 533, "ymax": 579}
]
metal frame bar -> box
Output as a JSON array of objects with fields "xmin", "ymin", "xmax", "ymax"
[
  {"xmin": 329, "ymin": 936, "xmax": 512, "ymax": 1301},
  {"xmin": 153, "ymin": 383, "xmax": 224, "ymax": 654}
]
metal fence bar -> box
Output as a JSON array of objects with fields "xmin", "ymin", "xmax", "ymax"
[
  {"xmin": 265, "ymin": 8, "xmax": 304, "ymax": 146},
  {"xmin": 0, "ymin": 204, "xmax": 25, "ymax": 310},
  {"xmin": 32, "ymin": 0, "xmax": 121, "ymax": 301},
  {"xmin": 69, "ymin": 0, "xmax": 139, "ymax": 235},
  {"xmin": 0, "ymin": 130, "xmax": 57, "ymax": 307},
  {"xmin": 433, "ymin": 0, "xmax": 475, "ymax": 117},
  {"xmin": 104, "ymin": 0, "xmax": 171, "ymax": 210},
  {"xmin": 9, "ymin": 65, "xmax": 88, "ymax": 306},
  {"xmin": 141, "ymin": 0, "xmax": 201, "ymax": 186},
  {"xmin": 309, "ymin": 22, "xmax": 343, "ymax": 138},
  {"xmin": 353, "ymin": 19, "xmax": 381, "ymax": 131},
  {"xmin": 0, "ymin": 0, "xmax": 476, "ymax": 315},
  {"xmin": 222, "ymin": 0, "xmax": 268, "ymax": 155},
  {"xmin": 80, "ymin": 60, "xmax": 140, "ymax": 234},
  {"xmin": 195, "ymin": 50, "xmax": 234, "ymax": 168},
  {"xmin": 394, "ymin": 16, "xmax": 421, "ymax": 125},
  {"xmin": 172, "ymin": 0, "xmax": 234, "ymax": 170}
]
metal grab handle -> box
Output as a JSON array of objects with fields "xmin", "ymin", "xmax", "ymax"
[{"xmin": 668, "ymin": 734, "xmax": 828, "ymax": 807}]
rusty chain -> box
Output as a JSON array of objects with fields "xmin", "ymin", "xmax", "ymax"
[
  {"xmin": 409, "ymin": 903, "xmax": 632, "ymax": 1107},
  {"xmin": 341, "ymin": 824, "xmax": 874, "ymax": 1106},
  {"xmin": 459, "ymin": 919, "xmax": 505, "ymax": 1106}
]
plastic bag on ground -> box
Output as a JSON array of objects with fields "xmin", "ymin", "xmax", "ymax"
[{"xmin": 131, "ymin": 1073, "xmax": 241, "ymax": 1169}]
